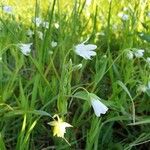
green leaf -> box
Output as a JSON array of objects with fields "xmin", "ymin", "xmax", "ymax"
[
  {"xmin": 0, "ymin": 133, "xmax": 6, "ymax": 150},
  {"xmin": 73, "ymin": 91, "xmax": 89, "ymax": 101},
  {"xmin": 116, "ymin": 80, "xmax": 135, "ymax": 124}
]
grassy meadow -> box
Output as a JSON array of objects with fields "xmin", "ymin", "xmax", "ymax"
[{"xmin": 0, "ymin": 0, "xmax": 150, "ymax": 149}]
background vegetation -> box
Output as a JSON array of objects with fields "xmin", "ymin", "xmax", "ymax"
[{"xmin": 0, "ymin": 0, "xmax": 150, "ymax": 149}]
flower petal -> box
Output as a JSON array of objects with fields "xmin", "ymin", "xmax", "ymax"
[
  {"xmin": 75, "ymin": 42, "xmax": 97, "ymax": 60},
  {"xmin": 91, "ymin": 99, "xmax": 108, "ymax": 117}
]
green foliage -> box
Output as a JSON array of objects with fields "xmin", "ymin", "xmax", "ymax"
[{"xmin": 0, "ymin": 0, "xmax": 150, "ymax": 149}]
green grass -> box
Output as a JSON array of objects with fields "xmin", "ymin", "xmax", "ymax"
[{"xmin": 0, "ymin": 0, "xmax": 150, "ymax": 149}]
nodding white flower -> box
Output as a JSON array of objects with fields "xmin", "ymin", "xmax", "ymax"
[
  {"xmin": 75, "ymin": 40, "xmax": 97, "ymax": 60},
  {"xmin": 118, "ymin": 13, "xmax": 129, "ymax": 21},
  {"xmin": 3, "ymin": 6, "xmax": 13, "ymax": 14},
  {"xmin": 19, "ymin": 43, "xmax": 32, "ymax": 56},
  {"xmin": 26, "ymin": 29, "xmax": 34, "ymax": 37},
  {"xmin": 42, "ymin": 21, "xmax": 49, "ymax": 29},
  {"xmin": 146, "ymin": 57, "xmax": 150, "ymax": 65},
  {"xmin": 37, "ymin": 31, "xmax": 43, "ymax": 40},
  {"xmin": 89, "ymin": 93, "xmax": 108, "ymax": 117},
  {"xmin": 137, "ymin": 85, "xmax": 147, "ymax": 93},
  {"xmin": 126, "ymin": 50, "xmax": 134, "ymax": 60},
  {"xmin": 51, "ymin": 41, "xmax": 57, "ymax": 47},
  {"xmin": 54, "ymin": 23, "xmax": 59, "ymax": 29},
  {"xmin": 33, "ymin": 17, "xmax": 42, "ymax": 27},
  {"xmin": 134, "ymin": 49, "xmax": 144, "ymax": 58}
]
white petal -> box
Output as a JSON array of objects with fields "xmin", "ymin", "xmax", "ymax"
[
  {"xmin": 84, "ymin": 44, "xmax": 97, "ymax": 50},
  {"xmin": 91, "ymin": 99, "xmax": 108, "ymax": 117},
  {"xmin": 19, "ymin": 43, "xmax": 32, "ymax": 56},
  {"xmin": 75, "ymin": 42, "xmax": 97, "ymax": 60}
]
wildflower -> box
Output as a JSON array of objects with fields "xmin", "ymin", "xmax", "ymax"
[
  {"xmin": 137, "ymin": 85, "xmax": 147, "ymax": 93},
  {"xmin": 33, "ymin": 17, "xmax": 42, "ymax": 27},
  {"xmin": 3, "ymin": 6, "xmax": 13, "ymax": 14},
  {"xmin": 48, "ymin": 114, "xmax": 72, "ymax": 144},
  {"xmin": 126, "ymin": 50, "xmax": 134, "ymax": 60},
  {"xmin": 26, "ymin": 29, "xmax": 34, "ymax": 38},
  {"xmin": 75, "ymin": 40, "xmax": 97, "ymax": 60},
  {"xmin": 37, "ymin": 31, "xmax": 43, "ymax": 40},
  {"xmin": 54, "ymin": 23, "xmax": 59, "ymax": 29},
  {"xmin": 51, "ymin": 41, "xmax": 57, "ymax": 47},
  {"xmin": 146, "ymin": 57, "xmax": 150, "ymax": 65},
  {"xmin": 42, "ymin": 21, "xmax": 49, "ymax": 29},
  {"xmin": 134, "ymin": 49, "xmax": 144, "ymax": 58},
  {"xmin": 19, "ymin": 43, "xmax": 32, "ymax": 56},
  {"xmin": 89, "ymin": 93, "xmax": 108, "ymax": 117},
  {"xmin": 118, "ymin": 13, "xmax": 129, "ymax": 21}
]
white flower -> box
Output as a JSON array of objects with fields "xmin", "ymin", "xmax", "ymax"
[
  {"xmin": 37, "ymin": 31, "xmax": 43, "ymax": 40},
  {"xmin": 3, "ymin": 6, "xmax": 13, "ymax": 14},
  {"xmin": 75, "ymin": 40, "xmax": 97, "ymax": 60},
  {"xmin": 134, "ymin": 49, "xmax": 144, "ymax": 58},
  {"xmin": 19, "ymin": 43, "xmax": 32, "ymax": 56},
  {"xmin": 137, "ymin": 85, "xmax": 147, "ymax": 93},
  {"xmin": 33, "ymin": 17, "xmax": 42, "ymax": 27},
  {"xmin": 51, "ymin": 41, "xmax": 57, "ymax": 47},
  {"xmin": 126, "ymin": 50, "xmax": 134, "ymax": 60},
  {"xmin": 27, "ymin": 29, "xmax": 34, "ymax": 37},
  {"xmin": 42, "ymin": 21, "xmax": 49, "ymax": 29},
  {"xmin": 118, "ymin": 13, "xmax": 129, "ymax": 21},
  {"xmin": 89, "ymin": 93, "xmax": 108, "ymax": 117},
  {"xmin": 146, "ymin": 57, "xmax": 150, "ymax": 65},
  {"xmin": 54, "ymin": 23, "xmax": 59, "ymax": 29}
]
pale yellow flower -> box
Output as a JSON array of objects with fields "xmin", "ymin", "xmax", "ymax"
[{"xmin": 48, "ymin": 114, "xmax": 72, "ymax": 144}]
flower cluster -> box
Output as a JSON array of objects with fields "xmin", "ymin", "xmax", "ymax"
[
  {"xmin": 126, "ymin": 49, "xmax": 145, "ymax": 60},
  {"xmin": 33, "ymin": 17, "xmax": 49, "ymax": 29}
]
